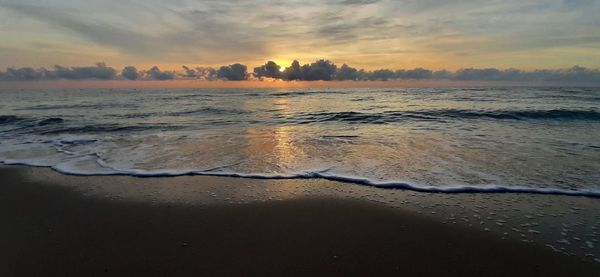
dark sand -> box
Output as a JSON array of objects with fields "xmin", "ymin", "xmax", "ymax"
[{"xmin": 1, "ymin": 166, "xmax": 599, "ymax": 277}]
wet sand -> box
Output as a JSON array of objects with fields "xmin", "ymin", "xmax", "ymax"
[{"xmin": 1, "ymin": 166, "xmax": 599, "ymax": 276}]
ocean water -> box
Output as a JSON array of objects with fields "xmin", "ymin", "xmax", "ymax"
[{"xmin": 1, "ymin": 87, "xmax": 599, "ymax": 196}]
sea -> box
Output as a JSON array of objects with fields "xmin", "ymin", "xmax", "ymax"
[{"xmin": 1, "ymin": 87, "xmax": 599, "ymax": 197}]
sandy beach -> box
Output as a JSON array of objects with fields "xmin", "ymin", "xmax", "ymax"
[{"xmin": 1, "ymin": 165, "xmax": 599, "ymax": 276}]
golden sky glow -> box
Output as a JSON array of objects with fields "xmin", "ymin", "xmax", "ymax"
[{"xmin": 0, "ymin": 0, "xmax": 599, "ymax": 71}]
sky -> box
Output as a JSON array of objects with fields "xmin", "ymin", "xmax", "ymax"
[{"xmin": 0, "ymin": 0, "xmax": 599, "ymax": 71}]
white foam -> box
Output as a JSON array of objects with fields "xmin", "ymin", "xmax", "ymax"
[
  {"xmin": 2, "ymin": 156, "xmax": 600, "ymax": 198},
  {"xmin": 1, "ymin": 131, "xmax": 599, "ymax": 198}
]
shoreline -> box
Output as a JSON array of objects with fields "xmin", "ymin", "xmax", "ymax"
[
  {"xmin": 3, "ymin": 162, "xmax": 599, "ymax": 199},
  {"xmin": 1, "ymin": 165, "xmax": 599, "ymax": 276}
]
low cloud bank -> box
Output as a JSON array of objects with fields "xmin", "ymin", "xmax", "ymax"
[
  {"xmin": 0, "ymin": 63, "xmax": 117, "ymax": 80},
  {"xmin": 1, "ymin": 61, "xmax": 599, "ymax": 83},
  {"xmin": 217, "ymin": 64, "xmax": 248, "ymax": 81}
]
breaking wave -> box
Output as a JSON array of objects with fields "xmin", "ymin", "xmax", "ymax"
[
  {"xmin": 289, "ymin": 109, "xmax": 600, "ymax": 124},
  {"xmin": 2, "ymin": 156, "xmax": 599, "ymax": 198}
]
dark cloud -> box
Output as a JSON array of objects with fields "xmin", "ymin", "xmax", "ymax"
[
  {"xmin": 282, "ymin": 60, "xmax": 302, "ymax": 80},
  {"xmin": 455, "ymin": 68, "xmax": 509, "ymax": 81},
  {"xmin": 1, "ymin": 61, "xmax": 599, "ymax": 84},
  {"xmin": 195, "ymin": 67, "xmax": 219, "ymax": 81},
  {"xmin": 121, "ymin": 66, "xmax": 139, "ymax": 80},
  {"xmin": 179, "ymin": 66, "xmax": 218, "ymax": 80},
  {"xmin": 49, "ymin": 63, "xmax": 117, "ymax": 80},
  {"xmin": 0, "ymin": 67, "xmax": 46, "ymax": 80},
  {"xmin": 335, "ymin": 64, "xmax": 359, "ymax": 80},
  {"xmin": 301, "ymin": 60, "xmax": 337, "ymax": 81},
  {"xmin": 396, "ymin": 68, "xmax": 433, "ymax": 80},
  {"xmin": 0, "ymin": 64, "xmax": 117, "ymax": 80},
  {"xmin": 447, "ymin": 66, "xmax": 600, "ymax": 83},
  {"xmin": 217, "ymin": 64, "xmax": 248, "ymax": 81},
  {"xmin": 432, "ymin": 70, "xmax": 453, "ymax": 79},
  {"xmin": 261, "ymin": 59, "xmax": 338, "ymax": 81},
  {"xmin": 530, "ymin": 66, "xmax": 600, "ymax": 83},
  {"xmin": 253, "ymin": 61, "xmax": 281, "ymax": 79},
  {"xmin": 181, "ymin": 66, "xmax": 196, "ymax": 78},
  {"xmin": 145, "ymin": 66, "xmax": 174, "ymax": 80},
  {"xmin": 368, "ymin": 69, "xmax": 395, "ymax": 81}
]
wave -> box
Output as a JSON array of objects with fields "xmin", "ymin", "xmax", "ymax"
[
  {"xmin": 351, "ymin": 97, "xmax": 376, "ymax": 102},
  {"xmin": 168, "ymin": 107, "xmax": 248, "ymax": 116},
  {"xmin": 415, "ymin": 109, "xmax": 600, "ymax": 120},
  {"xmin": 0, "ymin": 115, "xmax": 25, "ymax": 125},
  {"xmin": 291, "ymin": 111, "xmax": 389, "ymax": 124},
  {"xmin": 37, "ymin": 117, "xmax": 64, "ymax": 126},
  {"xmin": 269, "ymin": 90, "xmax": 352, "ymax": 97},
  {"xmin": 18, "ymin": 103, "xmax": 139, "ymax": 111},
  {"xmin": 37, "ymin": 124, "xmax": 187, "ymax": 135},
  {"xmin": 4, "ymin": 108, "xmax": 598, "ymax": 135},
  {"xmin": 0, "ymin": 115, "xmax": 192, "ymax": 134},
  {"xmin": 0, "ymin": 115, "xmax": 65, "ymax": 128},
  {"xmin": 2, "ymin": 157, "xmax": 599, "ymax": 198},
  {"xmin": 289, "ymin": 109, "xmax": 600, "ymax": 124}
]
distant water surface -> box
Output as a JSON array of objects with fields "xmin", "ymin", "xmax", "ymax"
[{"xmin": 1, "ymin": 87, "xmax": 599, "ymax": 196}]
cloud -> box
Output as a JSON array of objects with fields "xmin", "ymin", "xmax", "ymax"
[
  {"xmin": 179, "ymin": 66, "xmax": 218, "ymax": 80},
  {"xmin": 121, "ymin": 66, "xmax": 139, "ymax": 80},
  {"xmin": 1, "ymin": 0, "xmax": 599, "ymax": 69},
  {"xmin": 432, "ymin": 70, "xmax": 453, "ymax": 79},
  {"xmin": 530, "ymin": 66, "xmax": 600, "ymax": 82},
  {"xmin": 217, "ymin": 64, "xmax": 248, "ymax": 81},
  {"xmin": 335, "ymin": 64, "xmax": 359, "ymax": 80},
  {"xmin": 194, "ymin": 67, "xmax": 219, "ymax": 81},
  {"xmin": 253, "ymin": 61, "xmax": 281, "ymax": 79},
  {"xmin": 145, "ymin": 66, "xmax": 174, "ymax": 80},
  {"xmin": 315, "ymin": 16, "xmax": 397, "ymax": 43},
  {"xmin": 0, "ymin": 67, "xmax": 46, "ymax": 80},
  {"xmin": 282, "ymin": 60, "xmax": 303, "ymax": 81},
  {"xmin": 46, "ymin": 63, "xmax": 117, "ymax": 80},
  {"xmin": 396, "ymin": 68, "xmax": 434, "ymax": 80},
  {"xmin": 450, "ymin": 66, "xmax": 600, "ymax": 83},
  {"xmin": 0, "ymin": 64, "xmax": 118, "ymax": 80},
  {"xmin": 339, "ymin": 0, "xmax": 382, "ymax": 5},
  {"xmin": 367, "ymin": 69, "xmax": 395, "ymax": 81},
  {"xmin": 301, "ymin": 60, "xmax": 337, "ymax": 81},
  {"xmin": 1, "ymin": 2, "xmax": 157, "ymax": 54},
  {"xmin": 0, "ymin": 1, "xmax": 270, "ymax": 64},
  {"xmin": 181, "ymin": 66, "xmax": 197, "ymax": 78},
  {"xmin": 454, "ymin": 68, "xmax": 511, "ymax": 81},
  {"xmin": 1, "ymin": 61, "xmax": 599, "ymax": 84}
]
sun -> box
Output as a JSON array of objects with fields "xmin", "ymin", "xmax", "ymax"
[{"xmin": 279, "ymin": 66, "xmax": 286, "ymax": 72}]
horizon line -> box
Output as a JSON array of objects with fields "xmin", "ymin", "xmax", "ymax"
[
  {"xmin": 2, "ymin": 79, "xmax": 600, "ymax": 90},
  {"xmin": 1, "ymin": 60, "xmax": 600, "ymax": 84}
]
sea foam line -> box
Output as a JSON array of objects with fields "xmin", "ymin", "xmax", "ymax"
[{"xmin": 2, "ymin": 157, "xmax": 600, "ymax": 198}]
